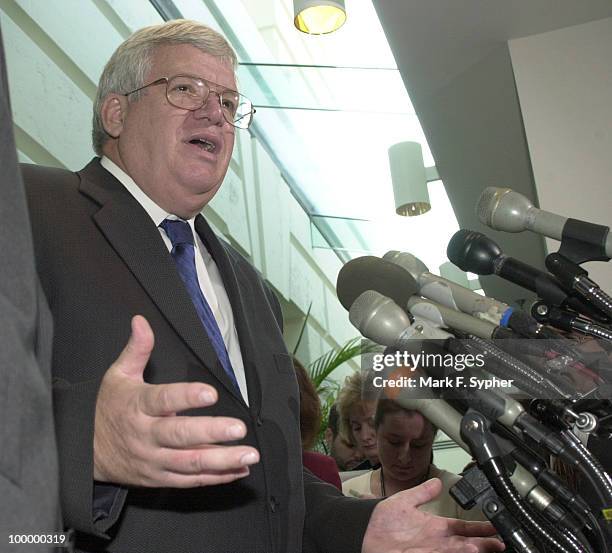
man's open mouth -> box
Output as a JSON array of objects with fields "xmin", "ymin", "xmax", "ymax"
[{"xmin": 189, "ymin": 138, "xmax": 216, "ymax": 152}]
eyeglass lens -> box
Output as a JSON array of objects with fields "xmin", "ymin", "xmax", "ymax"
[{"xmin": 167, "ymin": 76, "xmax": 253, "ymax": 129}]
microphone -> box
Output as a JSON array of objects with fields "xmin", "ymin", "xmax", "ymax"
[
  {"xmin": 406, "ymin": 296, "xmax": 499, "ymax": 339},
  {"xmin": 447, "ymin": 229, "xmax": 607, "ymax": 320},
  {"xmin": 394, "ymin": 391, "xmax": 469, "ymax": 451},
  {"xmin": 336, "ymin": 255, "xmax": 586, "ymax": 393},
  {"xmin": 349, "ymin": 290, "xmax": 453, "ymax": 343},
  {"xmin": 383, "ymin": 250, "xmax": 509, "ymax": 323},
  {"xmin": 384, "ymin": 250, "xmax": 559, "ymax": 339},
  {"xmin": 347, "ymin": 290, "xmax": 597, "ymax": 538},
  {"xmin": 477, "ymin": 187, "xmax": 612, "ymax": 259},
  {"xmin": 337, "ymin": 255, "xmax": 509, "ymax": 339},
  {"xmin": 392, "ymin": 379, "xmax": 576, "ymax": 539},
  {"xmin": 348, "ymin": 289, "xmax": 566, "ymax": 398},
  {"xmin": 336, "ymin": 256, "xmax": 418, "ymax": 311}
]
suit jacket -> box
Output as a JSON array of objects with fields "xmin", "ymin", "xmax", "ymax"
[
  {"xmin": 23, "ymin": 158, "xmax": 375, "ymax": 553},
  {"xmin": 0, "ymin": 24, "xmax": 61, "ymax": 552}
]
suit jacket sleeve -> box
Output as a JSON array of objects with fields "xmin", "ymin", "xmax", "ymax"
[
  {"xmin": 23, "ymin": 165, "xmax": 128, "ymax": 538},
  {"xmin": 52, "ymin": 376, "xmax": 128, "ymax": 536},
  {"xmin": 302, "ymin": 469, "xmax": 378, "ymax": 552},
  {"xmin": 263, "ymin": 283, "xmax": 378, "ymax": 551}
]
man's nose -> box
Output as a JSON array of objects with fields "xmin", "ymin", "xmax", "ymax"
[{"xmin": 193, "ymin": 91, "xmax": 224, "ymax": 125}]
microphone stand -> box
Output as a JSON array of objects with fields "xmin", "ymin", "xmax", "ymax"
[
  {"xmin": 449, "ymin": 463, "xmax": 541, "ymax": 553},
  {"xmin": 546, "ymin": 253, "xmax": 612, "ymax": 320},
  {"xmin": 460, "ymin": 410, "xmax": 590, "ymax": 553},
  {"xmin": 532, "ymin": 302, "xmax": 612, "ymax": 343}
]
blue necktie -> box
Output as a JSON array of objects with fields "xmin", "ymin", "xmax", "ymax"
[{"xmin": 160, "ymin": 219, "xmax": 240, "ymax": 393}]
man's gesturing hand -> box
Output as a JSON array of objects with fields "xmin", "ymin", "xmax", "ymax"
[
  {"xmin": 94, "ymin": 315, "xmax": 259, "ymax": 487},
  {"xmin": 362, "ymin": 478, "xmax": 505, "ymax": 553}
]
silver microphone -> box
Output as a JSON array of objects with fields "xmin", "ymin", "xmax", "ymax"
[
  {"xmin": 477, "ymin": 187, "xmax": 612, "ymax": 257},
  {"xmin": 348, "ymin": 290, "xmax": 453, "ymax": 345},
  {"xmin": 384, "ymin": 250, "xmax": 509, "ymax": 324}
]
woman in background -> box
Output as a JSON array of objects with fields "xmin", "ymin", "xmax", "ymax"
[
  {"xmin": 293, "ymin": 357, "xmax": 342, "ymax": 490},
  {"xmin": 343, "ymin": 399, "xmax": 484, "ymax": 521},
  {"xmin": 337, "ymin": 371, "xmax": 380, "ymax": 469}
]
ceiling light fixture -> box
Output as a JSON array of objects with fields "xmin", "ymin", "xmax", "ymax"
[
  {"xmin": 293, "ymin": 0, "xmax": 347, "ymax": 35},
  {"xmin": 388, "ymin": 141, "xmax": 431, "ymax": 216}
]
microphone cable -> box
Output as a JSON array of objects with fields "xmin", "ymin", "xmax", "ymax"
[
  {"xmin": 462, "ymin": 411, "xmax": 592, "ymax": 553},
  {"xmin": 450, "ymin": 333, "xmax": 571, "ymax": 398},
  {"xmin": 558, "ymin": 429, "xmax": 612, "ymax": 544}
]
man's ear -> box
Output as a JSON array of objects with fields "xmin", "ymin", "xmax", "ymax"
[{"xmin": 100, "ymin": 94, "xmax": 128, "ymax": 138}]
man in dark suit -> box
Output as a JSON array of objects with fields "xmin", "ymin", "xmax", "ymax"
[
  {"xmin": 0, "ymin": 23, "xmax": 61, "ymax": 552},
  {"xmin": 23, "ymin": 19, "xmax": 502, "ymax": 553}
]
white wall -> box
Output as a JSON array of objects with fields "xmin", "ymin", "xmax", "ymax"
[
  {"xmin": 509, "ymin": 17, "xmax": 612, "ymax": 291},
  {"xmin": 1, "ymin": 0, "xmax": 360, "ymax": 370},
  {"xmin": 434, "ymin": 443, "xmax": 472, "ymax": 476}
]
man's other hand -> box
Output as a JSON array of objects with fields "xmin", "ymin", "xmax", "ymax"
[
  {"xmin": 362, "ymin": 478, "xmax": 505, "ymax": 553},
  {"xmin": 93, "ymin": 315, "xmax": 259, "ymax": 487}
]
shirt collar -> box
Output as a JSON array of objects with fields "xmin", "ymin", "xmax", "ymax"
[{"xmin": 100, "ymin": 156, "xmax": 197, "ymax": 234}]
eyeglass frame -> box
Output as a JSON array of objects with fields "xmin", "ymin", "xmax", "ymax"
[{"xmin": 122, "ymin": 74, "xmax": 256, "ymax": 129}]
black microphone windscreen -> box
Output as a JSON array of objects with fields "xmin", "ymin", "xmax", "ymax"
[
  {"xmin": 447, "ymin": 229, "xmax": 501, "ymax": 275},
  {"xmin": 336, "ymin": 256, "xmax": 418, "ymax": 311},
  {"xmin": 446, "ymin": 229, "xmax": 474, "ymax": 272}
]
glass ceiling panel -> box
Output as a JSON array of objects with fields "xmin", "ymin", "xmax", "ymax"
[
  {"xmin": 252, "ymin": 107, "xmax": 432, "ymax": 220},
  {"xmin": 238, "ymin": 64, "xmax": 412, "ymax": 114},
  {"xmin": 311, "ymin": 181, "xmax": 461, "ymax": 274},
  {"xmin": 237, "ymin": 0, "xmax": 398, "ymax": 67}
]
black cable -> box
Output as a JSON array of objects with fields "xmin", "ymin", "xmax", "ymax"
[
  {"xmin": 482, "ymin": 457, "xmax": 583, "ymax": 553},
  {"xmin": 584, "ymin": 509, "xmax": 609, "ymax": 553},
  {"xmin": 559, "ymin": 430, "xmax": 612, "ymax": 506},
  {"xmin": 461, "ymin": 410, "xmax": 595, "ymax": 552},
  {"xmin": 559, "ymin": 527, "xmax": 593, "ymax": 553},
  {"xmin": 558, "ymin": 429, "xmax": 612, "ymax": 545},
  {"xmin": 449, "ymin": 336, "xmax": 554, "ymax": 398}
]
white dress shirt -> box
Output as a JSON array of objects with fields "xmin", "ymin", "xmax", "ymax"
[{"xmin": 101, "ymin": 156, "xmax": 249, "ymax": 403}]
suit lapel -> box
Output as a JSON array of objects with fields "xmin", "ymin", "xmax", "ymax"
[
  {"xmin": 195, "ymin": 215, "xmax": 263, "ymax": 415},
  {"xmin": 77, "ymin": 159, "xmax": 243, "ymax": 401}
]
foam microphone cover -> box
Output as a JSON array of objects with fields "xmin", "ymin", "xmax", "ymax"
[{"xmin": 336, "ymin": 256, "xmax": 419, "ymax": 311}]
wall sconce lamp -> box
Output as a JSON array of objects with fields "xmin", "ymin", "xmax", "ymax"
[
  {"xmin": 293, "ymin": 0, "xmax": 347, "ymax": 35},
  {"xmin": 388, "ymin": 141, "xmax": 431, "ymax": 216}
]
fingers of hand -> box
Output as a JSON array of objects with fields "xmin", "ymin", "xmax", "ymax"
[
  {"xmin": 141, "ymin": 382, "xmax": 218, "ymax": 416},
  {"xmin": 479, "ymin": 537, "xmax": 506, "ymax": 552},
  {"xmin": 162, "ymin": 444, "xmax": 259, "ymax": 475},
  {"xmin": 153, "ymin": 416, "xmax": 247, "ymax": 448},
  {"xmin": 448, "ymin": 536, "xmax": 505, "ymax": 553},
  {"xmin": 159, "ymin": 466, "xmax": 252, "ymax": 488},
  {"xmin": 441, "ymin": 535, "xmax": 502, "ymax": 553},
  {"xmin": 396, "ymin": 477, "xmax": 443, "ymax": 507},
  {"xmin": 447, "ymin": 519, "xmax": 498, "ymax": 537}
]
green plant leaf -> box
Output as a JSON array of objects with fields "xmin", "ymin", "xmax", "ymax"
[{"xmin": 307, "ymin": 337, "xmax": 379, "ymax": 390}]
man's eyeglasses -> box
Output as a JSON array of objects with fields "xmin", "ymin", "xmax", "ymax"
[{"xmin": 124, "ymin": 75, "xmax": 256, "ymax": 130}]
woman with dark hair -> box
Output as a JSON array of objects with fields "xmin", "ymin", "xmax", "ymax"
[
  {"xmin": 342, "ymin": 399, "xmax": 484, "ymax": 521},
  {"xmin": 293, "ymin": 357, "xmax": 342, "ymax": 490}
]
